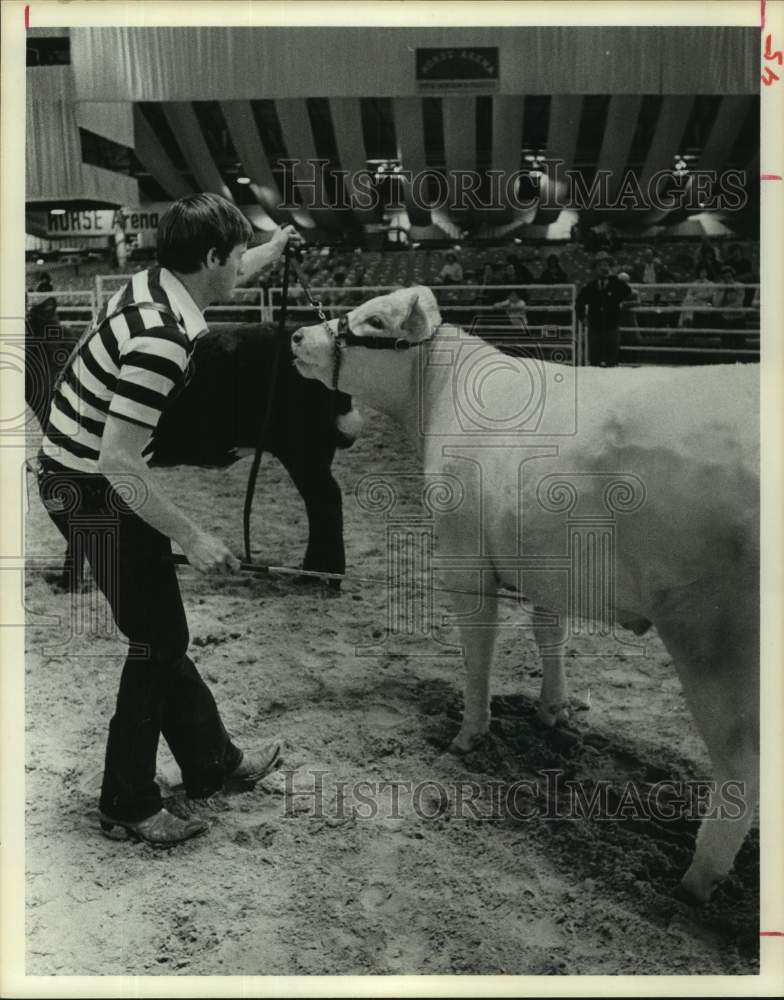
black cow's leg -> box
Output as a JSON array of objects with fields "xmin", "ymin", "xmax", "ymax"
[
  {"xmin": 49, "ymin": 537, "xmax": 87, "ymax": 592},
  {"xmin": 279, "ymin": 457, "xmax": 345, "ymax": 584}
]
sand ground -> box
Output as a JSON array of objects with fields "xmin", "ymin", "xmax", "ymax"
[{"xmin": 24, "ymin": 405, "xmax": 758, "ymax": 976}]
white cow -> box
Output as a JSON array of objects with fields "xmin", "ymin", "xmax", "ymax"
[{"xmin": 291, "ymin": 286, "xmax": 759, "ymax": 904}]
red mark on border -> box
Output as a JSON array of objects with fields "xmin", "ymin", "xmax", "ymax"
[
  {"xmin": 761, "ymin": 0, "xmax": 766, "ymax": 30},
  {"xmin": 760, "ymin": 931, "xmax": 784, "ymax": 936},
  {"xmin": 24, "ymin": 4, "xmax": 29, "ymax": 28},
  {"xmin": 762, "ymin": 33, "xmax": 783, "ymax": 85},
  {"xmin": 761, "ymin": 174, "xmax": 783, "ymax": 180}
]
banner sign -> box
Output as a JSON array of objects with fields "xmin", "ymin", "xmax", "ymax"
[
  {"xmin": 416, "ymin": 47, "xmax": 499, "ymax": 92},
  {"xmin": 43, "ymin": 204, "xmax": 168, "ymax": 239}
]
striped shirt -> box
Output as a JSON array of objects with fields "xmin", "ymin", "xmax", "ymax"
[{"xmin": 41, "ymin": 267, "xmax": 208, "ymax": 473}]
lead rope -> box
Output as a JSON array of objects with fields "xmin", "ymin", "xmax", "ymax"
[
  {"xmin": 241, "ymin": 244, "xmax": 340, "ymax": 564},
  {"xmin": 286, "ymin": 253, "xmax": 343, "ymax": 390},
  {"xmin": 242, "ymin": 245, "xmax": 294, "ymax": 564}
]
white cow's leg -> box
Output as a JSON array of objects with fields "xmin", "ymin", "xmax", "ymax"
[
  {"xmin": 532, "ymin": 607, "xmax": 570, "ymax": 727},
  {"xmin": 654, "ymin": 599, "xmax": 759, "ymax": 904},
  {"xmin": 449, "ymin": 584, "xmax": 499, "ymax": 754}
]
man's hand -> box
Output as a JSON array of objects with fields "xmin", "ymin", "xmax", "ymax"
[
  {"xmin": 181, "ymin": 529, "xmax": 241, "ymax": 575},
  {"xmin": 240, "ymin": 225, "xmax": 305, "ymax": 281},
  {"xmin": 270, "ymin": 224, "xmax": 304, "ymax": 253}
]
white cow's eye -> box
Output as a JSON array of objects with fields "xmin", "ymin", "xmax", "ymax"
[{"xmin": 366, "ymin": 316, "xmax": 384, "ymax": 330}]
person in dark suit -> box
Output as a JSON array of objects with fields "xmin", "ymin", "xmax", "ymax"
[{"xmin": 575, "ymin": 251, "xmax": 633, "ymax": 366}]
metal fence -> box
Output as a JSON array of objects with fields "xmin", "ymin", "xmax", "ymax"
[
  {"xmin": 617, "ymin": 282, "xmax": 760, "ymax": 360},
  {"xmin": 95, "ymin": 274, "xmax": 271, "ymax": 325},
  {"xmin": 29, "ymin": 276, "xmax": 760, "ymax": 365},
  {"xmin": 268, "ymin": 283, "xmax": 583, "ymax": 365}
]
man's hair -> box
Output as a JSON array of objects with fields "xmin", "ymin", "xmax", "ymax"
[{"xmin": 157, "ymin": 193, "xmax": 253, "ymax": 273}]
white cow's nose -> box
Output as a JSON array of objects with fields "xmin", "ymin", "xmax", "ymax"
[{"xmin": 291, "ymin": 330, "xmax": 304, "ymax": 345}]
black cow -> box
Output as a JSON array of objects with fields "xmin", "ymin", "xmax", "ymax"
[{"xmin": 25, "ymin": 303, "xmax": 356, "ymax": 589}]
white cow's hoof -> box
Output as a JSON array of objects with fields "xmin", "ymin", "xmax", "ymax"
[
  {"xmin": 677, "ymin": 869, "xmax": 717, "ymax": 906},
  {"xmin": 449, "ymin": 730, "xmax": 487, "ymax": 755},
  {"xmin": 536, "ymin": 701, "xmax": 571, "ymax": 728}
]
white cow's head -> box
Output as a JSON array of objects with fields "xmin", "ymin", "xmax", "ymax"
[{"xmin": 291, "ymin": 286, "xmax": 442, "ymax": 396}]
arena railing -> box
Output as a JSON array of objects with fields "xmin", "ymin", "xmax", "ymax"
[
  {"xmin": 268, "ymin": 283, "xmax": 582, "ymax": 365},
  {"xmin": 615, "ymin": 282, "xmax": 760, "ymax": 360},
  {"xmin": 95, "ymin": 274, "xmax": 271, "ymax": 325},
  {"xmin": 32, "ymin": 277, "xmax": 759, "ymax": 366}
]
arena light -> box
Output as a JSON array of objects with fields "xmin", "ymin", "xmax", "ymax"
[
  {"xmin": 36, "ymin": 258, "xmax": 45, "ymax": 265},
  {"xmin": 236, "ymin": 176, "xmax": 251, "ymax": 185},
  {"xmin": 50, "ymin": 208, "xmax": 66, "ymax": 216}
]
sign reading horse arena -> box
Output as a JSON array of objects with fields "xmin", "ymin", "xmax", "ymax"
[
  {"xmin": 416, "ymin": 47, "xmax": 499, "ymax": 92},
  {"xmin": 45, "ymin": 205, "xmax": 167, "ymax": 238}
]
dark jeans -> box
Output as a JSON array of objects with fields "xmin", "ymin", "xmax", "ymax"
[
  {"xmin": 587, "ymin": 324, "xmax": 621, "ymax": 366},
  {"xmin": 37, "ymin": 457, "xmax": 241, "ymax": 822}
]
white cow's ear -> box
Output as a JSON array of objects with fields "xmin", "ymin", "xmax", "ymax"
[{"xmin": 400, "ymin": 292, "xmax": 431, "ymax": 341}]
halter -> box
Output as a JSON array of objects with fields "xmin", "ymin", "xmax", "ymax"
[{"xmin": 288, "ymin": 248, "xmax": 431, "ymax": 391}]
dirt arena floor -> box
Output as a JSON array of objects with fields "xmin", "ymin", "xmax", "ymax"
[{"xmin": 24, "ymin": 404, "xmax": 759, "ymax": 977}]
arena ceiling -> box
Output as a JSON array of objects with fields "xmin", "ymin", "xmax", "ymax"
[{"xmin": 26, "ymin": 27, "xmax": 760, "ymax": 241}]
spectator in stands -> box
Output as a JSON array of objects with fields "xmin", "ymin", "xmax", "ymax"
[
  {"xmin": 725, "ymin": 243, "xmax": 756, "ymax": 308},
  {"xmin": 35, "ymin": 272, "xmax": 54, "ymax": 293},
  {"xmin": 631, "ymin": 247, "xmax": 672, "ymax": 285},
  {"xmin": 679, "ymin": 264, "xmax": 715, "ymax": 329},
  {"xmin": 492, "ymin": 290, "xmax": 528, "ymax": 328},
  {"xmin": 694, "ymin": 239, "xmax": 721, "ymax": 280},
  {"xmin": 536, "ymin": 254, "xmax": 573, "ymax": 331},
  {"xmin": 27, "ymin": 296, "xmax": 58, "ymax": 330},
  {"xmin": 507, "ymin": 253, "xmax": 534, "ymax": 285},
  {"xmin": 632, "ymin": 247, "xmax": 673, "ymax": 328},
  {"xmin": 326, "ymin": 271, "xmax": 349, "ymax": 318},
  {"xmin": 503, "ymin": 262, "xmax": 521, "ymax": 287},
  {"xmin": 436, "ymin": 251, "xmax": 463, "ymax": 285},
  {"xmin": 456, "ymin": 269, "xmax": 477, "ymax": 308},
  {"xmin": 537, "ymin": 254, "xmax": 570, "ymax": 285},
  {"xmin": 712, "ymin": 264, "xmax": 746, "ymax": 350},
  {"xmin": 36, "ymin": 193, "xmax": 301, "ymax": 847},
  {"xmin": 575, "ymin": 251, "xmax": 633, "ymax": 367},
  {"xmin": 725, "ymin": 243, "xmax": 754, "ymax": 283},
  {"xmin": 476, "ymin": 262, "xmax": 506, "ymax": 306}
]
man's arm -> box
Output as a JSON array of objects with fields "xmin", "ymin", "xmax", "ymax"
[
  {"xmin": 240, "ymin": 224, "xmax": 303, "ymax": 283},
  {"xmin": 98, "ymin": 415, "xmax": 240, "ymax": 574}
]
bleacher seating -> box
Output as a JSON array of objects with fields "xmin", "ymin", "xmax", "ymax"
[{"xmin": 26, "ymin": 238, "xmax": 760, "ymax": 295}]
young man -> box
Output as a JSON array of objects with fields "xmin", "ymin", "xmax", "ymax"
[{"xmin": 37, "ymin": 193, "xmax": 301, "ymax": 846}]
